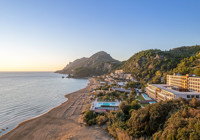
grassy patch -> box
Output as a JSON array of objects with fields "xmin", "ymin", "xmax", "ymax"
[
  {"xmin": 136, "ymin": 95, "xmax": 145, "ymax": 101},
  {"xmin": 141, "ymin": 103, "xmax": 149, "ymax": 107}
]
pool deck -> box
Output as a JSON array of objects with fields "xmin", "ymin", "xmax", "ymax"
[
  {"xmin": 142, "ymin": 93, "xmax": 152, "ymax": 100},
  {"xmin": 90, "ymin": 99, "xmax": 120, "ymax": 111}
]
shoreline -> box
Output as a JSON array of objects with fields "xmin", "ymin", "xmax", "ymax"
[
  {"xmin": 0, "ymin": 97, "xmax": 66, "ymax": 136},
  {"xmin": 0, "ymin": 78, "xmax": 110, "ymax": 140},
  {"xmin": 0, "ymin": 87, "xmax": 87, "ymax": 138},
  {"xmin": 0, "ymin": 74, "xmax": 88, "ymax": 137}
]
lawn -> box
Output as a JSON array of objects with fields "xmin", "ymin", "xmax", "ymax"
[
  {"xmin": 136, "ymin": 94, "xmax": 145, "ymax": 101},
  {"xmin": 141, "ymin": 103, "xmax": 149, "ymax": 107}
]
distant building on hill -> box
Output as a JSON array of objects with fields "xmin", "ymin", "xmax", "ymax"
[
  {"xmin": 115, "ymin": 69, "xmax": 124, "ymax": 75},
  {"xmin": 110, "ymin": 69, "xmax": 134, "ymax": 81},
  {"xmin": 99, "ymin": 81, "xmax": 106, "ymax": 87},
  {"xmin": 146, "ymin": 73, "xmax": 200, "ymax": 101},
  {"xmin": 124, "ymin": 74, "xmax": 133, "ymax": 80}
]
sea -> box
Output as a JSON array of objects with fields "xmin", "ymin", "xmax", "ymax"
[{"xmin": 0, "ymin": 72, "xmax": 88, "ymax": 136}]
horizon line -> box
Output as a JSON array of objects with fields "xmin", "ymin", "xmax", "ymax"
[{"xmin": 0, "ymin": 71, "xmax": 55, "ymax": 72}]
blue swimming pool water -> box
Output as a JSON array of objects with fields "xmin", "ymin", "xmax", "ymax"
[
  {"xmin": 97, "ymin": 102, "xmax": 116, "ymax": 107},
  {"xmin": 149, "ymin": 101, "xmax": 156, "ymax": 104},
  {"xmin": 142, "ymin": 93, "xmax": 152, "ymax": 100}
]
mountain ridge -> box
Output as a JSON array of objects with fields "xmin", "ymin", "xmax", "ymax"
[
  {"xmin": 56, "ymin": 51, "xmax": 121, "ymax": 77},
  {"xmin": 122, "ymin": 45, "xmax": 200, "ymax": 83},
  {"xmin": 57, "ymin": 45, "xmax": 200, "ymax": 79}
]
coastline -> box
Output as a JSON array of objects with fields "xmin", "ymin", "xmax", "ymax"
[{"xmin": 0, "ymin": 78, "xmax": 111, "ymax": 140}]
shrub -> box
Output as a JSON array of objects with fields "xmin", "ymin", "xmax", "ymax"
[
  {"xmin": 189, "ymin": 98, "xmax": 200, "ymax": 108},
  {"xmin": 96, "ymin": 115, "xmax": 108, "ymax": 126},
  {"xmin": 116, "ymin": 128, "xmax": 132, "ymax": 140},
  {"xmin": 131, "ymin": 100, "xmax": 141, "ymax": 110},
  {"xmin": 119, "ymin": 102, "xmax": 131, "ymax": 114},
  {"xmin": 83, "ymin": 110, "xmax": 97, "ymax": 125},
  {"xmin": 88, "ymin": 118, "xmax": 97, "ymax": 126}
]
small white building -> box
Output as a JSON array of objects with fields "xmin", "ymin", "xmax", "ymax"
[
  {"xmin": 115, "ymin": 69, "xmax": 124, "ymax": 75},
  {"xmin": 100, "ymin": 81, "xmax": 106, "ymax": 87}
]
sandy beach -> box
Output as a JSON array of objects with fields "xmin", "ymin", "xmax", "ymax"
[{"xmin": 0, "ymin": 79, "xmax": 111, "ymax": 140}]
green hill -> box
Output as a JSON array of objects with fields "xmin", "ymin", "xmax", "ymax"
[
  {"xmin": 122, "ymin": 45, "xmax": 200, "ymax": 83},
  {"xmin": 172, "ymin": 51, "xmax": 200, "ymax": 76},
  {"xmin": 57, "ymin": 45, "xmax": 200, "ymax": 79}
]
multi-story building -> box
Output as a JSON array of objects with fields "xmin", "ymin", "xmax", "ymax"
[
  {"xmin": 167, "ymin": 74, "xmax": 188, "ymax": 90},
  {"xmin": 146, "ymin": 73, "xmax": 200, "ymax": 101},
  {"xmin": 189, "ymin": 77, "xmax": 200, "ymax": 92},
  {"xmin": 167, "ymin": 73, "xmax": 200, "ymax": 92}
]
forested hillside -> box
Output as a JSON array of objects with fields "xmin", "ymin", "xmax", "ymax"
[
  {"xmin": 57, "ymin": 45, "xmax": 200, "ymax": 79},
  {"xmin": 106, "ymin": 98, "xmax": 200, "ymax": 140},
  {"xmin": 84, "ymin": 97, "xmax": 200, "ymax": 140},
  {"xmin": 171, "ymin": 51, "xmax": 200, "ymax": 76},
  {"xmin": 122, "ymin": 45, "xmax": 200, "ymax": 83}
]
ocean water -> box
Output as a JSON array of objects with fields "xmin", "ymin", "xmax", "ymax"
[{"xmin": 0, "ymin": 72, "xmax": 88, "ymax": 136}]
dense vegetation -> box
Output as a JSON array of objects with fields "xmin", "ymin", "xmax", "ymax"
[
  {"xmin": 172, "ymin": 51, "xmax": 200, "ymax": 76},
  {"xmin": 94, "ymin": 89, "xmax": 136, "ymax": 102},
  {"xmin": 84, "ymin": 98, "xmax": 200, "ymax": 140},
  {"xmin": 122, "ymin": 45, "xmax": 200, "ymax": 83},
  {"xmin": 127, "ymin": 98, "xmax": 200, "ymax": 139}
]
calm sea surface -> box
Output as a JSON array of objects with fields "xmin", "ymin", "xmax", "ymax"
[{"xmin": 0, "ymin": 72, "xmax": 88, "ymax": 136}]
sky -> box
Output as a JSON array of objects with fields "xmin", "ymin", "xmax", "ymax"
[{"xmin": 0, "ymin": 0, "xmax": 200, "ymax": 71}]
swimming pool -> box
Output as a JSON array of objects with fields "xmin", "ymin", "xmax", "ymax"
[
  {"xmin": 142, "ymin": 93, "xmax": 152, "ymax": 100},
  {"xmin": 97, "ymin": 102, "xmax": 117, "ymax": 107},
  {"xmin": 149, "ymin": 101, "xmax": 156, "ymax": 104}
]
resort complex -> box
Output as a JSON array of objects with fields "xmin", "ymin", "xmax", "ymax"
[
  {"xmin": 146, "ymin": 73, "xmax": 200, "ymax": 101},
  {"xmin": 91, "ymin": 71, "xmax": 200, "ymax": 112},
  {"xmin": 90, "ymin": 70, "xmax": 155, "ymax": 112}
]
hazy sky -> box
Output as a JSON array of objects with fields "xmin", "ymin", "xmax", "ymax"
[{"xmin": 0, "ymin": 0, "xmax": 200, "ymax": 71}]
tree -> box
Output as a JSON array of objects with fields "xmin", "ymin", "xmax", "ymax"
[
  {"xmin": 155, "ymin": 70, "xmax": 162, "ymax": 77},
  {"xmin": 96, "ymin": 115, "xmax": 108, "ymax": 125},
  {"xmin": 189, "ymin": 56, "xmax": 195, "ymax": 62},
  {"xmin": 103, "ymin": 95, "xmax": 110, "ymax": 101},
  {"xmin": 181, "ymin": 108, "xmax": 189, "ymax": 118},
  {"xmin": 130, "ymin": 90, "xmax": 136, "ymax": 96},
  {"xmin": 126, "ymin": 95, "xmax": 135, "ymax": 104},
  {"xmin": 141, "ymin": 85, "xmax": 145, "ymax": 93},
  {"xmin": 126, "ymin": 81, "xmax": 136, "ymax": 89},
  {"xmin": 193, "ymin": 68, "xmax": 200, "ymax": 76},
  {"xmin": 152, "ymin": 76, "xmax": 161, "ymax": 84},
  {"xmin": 189, "ymin": 98, "xmax": 200, "ymax": 108},
  {"xmin": 119, "ymin": 102, "xmax": 126, "ymax": 111},
  {"xmin": 83, "ymin": 110, "xmax": 97, "ymax": 125},
  {"xmin": 131, "ymin": 100, "xmax": 141, "ymax": 110},
  {"xmin": 119, "ymin": 102, "xmax": 131, "ymax": 115}
]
